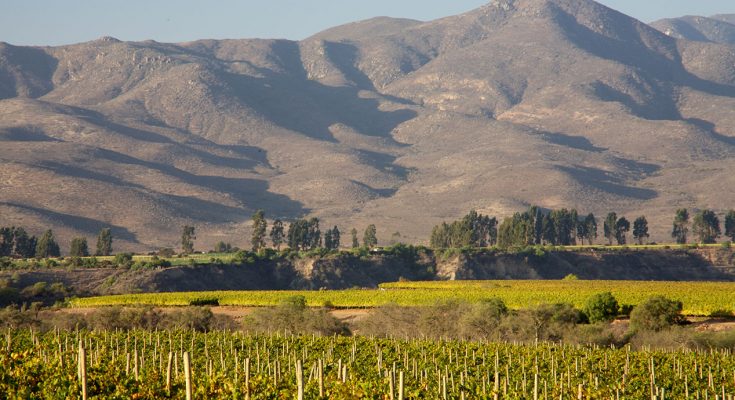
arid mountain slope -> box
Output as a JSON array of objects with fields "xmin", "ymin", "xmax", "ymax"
[
  {"xmin": 651, "ymin": 14, "xmax": 735, "ymax": 45},
  {"xmin": 1, "ymin": 0, "xmax": 735, "ymax": 251}
]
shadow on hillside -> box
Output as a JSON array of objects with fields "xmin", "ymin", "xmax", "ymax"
[
  {"xmin": 686, "ymin": 118, "xmax": 735, "ymax": 147},
  {"xmin": 93, "ymin": 148, "xmax": 307, "ymax": 218},
  {"xmin": 553, "ymin": 7, "xmax": 735, "ymax": 118},
  {"xmin": 539, "ymin": 131, "xmax": 607, "ymax": 153},
  {"xmin": 0, "ymin": 127, "xmax": 61, "ymax": 142},
  {"xmin": 28, "ymin": 148, "xmax": 307, "ymax": 221},
  {"xmin": 0, "ymin": 202, "xmax": 138, "ymax": 242},
  {"xmin": 219, "ymin": 40, "xmax": 417, "ymax": 143},
  {"xmin": 557, "ymin": 165, "xmax": 658, "ymax": 200},
  {"xmin": 0, "ymin": 44, "xmax": 57, "ymax": 99}
]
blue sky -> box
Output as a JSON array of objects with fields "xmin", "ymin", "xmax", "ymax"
[{"xmin": 2, "ymin": 0, "xmax": 735, "ymax": 46}]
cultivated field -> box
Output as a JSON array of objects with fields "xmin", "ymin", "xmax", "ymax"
[
  {"xmin": 71, "ymin": 280, "xmax": 735, "ymax": 316},
  {"xmin": 3, "ymin": 329, "xmax": 734, "ymax": 398}
]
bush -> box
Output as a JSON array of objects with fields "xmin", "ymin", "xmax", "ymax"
[
  {"xmin": 113, "ymin": 253, "xmax": 134, "ymax": 267},
  {"xmin": 459, "ymin": 298, "xmax": 508, "ymax": 339},
  {"xmin": 189, "ymin": 297, "xmax": 219, "ymax": 306},
  {"xmin": 157, "ymin": 248, "xmax": 175, "ymax": 258},
  {"xmin": 629, "ymin": 296, "xmax": 684, "ymax": 332},
  {"xmin": 584, "ymin": 292, "xmax": 619, "ymax": 323},
  {"xmin": 244, "ymin": 295, "xmax": 349, "ymax": 336},
  {"xmin": 563, "ymin": 274, "xmax": 579, "ymax": 280}
]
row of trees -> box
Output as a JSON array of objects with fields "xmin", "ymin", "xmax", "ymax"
[
  {"xmin": 249, "ymin": 211, "xmax": 377, "ymax": 252},
  {"xmin": 671, "ymin": 209, "xmax": 735, "ymax": 244},
  {"xmin": 0, "ymin": 227, "xmax": 113, "ymax": 259},
  {"xmin": 429, "ymin": 208, "xmax": 735, "ymax": 248},
  {"xmin": 430, "ymin": 211, "xmax": 497, "ymax": 248}
]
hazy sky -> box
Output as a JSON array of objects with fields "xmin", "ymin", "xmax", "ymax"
[{"xmin": 2, "ymin": 0, "xmax": 735, "ymax": 46}]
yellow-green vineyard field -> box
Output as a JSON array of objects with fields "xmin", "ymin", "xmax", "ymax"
[
  {"xmin": 6, "ymin": 329, "xmax": 735, "ymax": 398},
  {"xmin": 72, "ymin": 280, "xmax": 735, "ymax": 316}
]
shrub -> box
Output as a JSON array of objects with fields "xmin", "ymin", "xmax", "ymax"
[
  {"xmin": 563, "ymin": 274, "xmax": 579, "ymax": 280},
  {"xmin": 244, "ymin": 295, "xmax": 349, "ymax": 336},
  {"xmin": 189, "ymin": 297, "xmax": 219, "ymax": 306},
  {"xmin": 629, "ymin": 296, "xmax": 684, "ymax": 332},
  {"xmin": 584, "ymin": 292, "xmax": 619, "ymax": 323},
  {"xmin": 459, "ymin": 298, "xmax": 508, "ymax": 339},
  {"xmin": 113, "ymin": 253, "xmax": 134, "ymax": 267},
  {"xmin": 157, "ymin": 248, "xmax": 175, "ymax": 258}
]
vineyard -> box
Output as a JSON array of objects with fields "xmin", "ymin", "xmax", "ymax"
[
  {"xmin": 3, "ymin": 328, "xmax": 735, "ymax": 399},
  {"xmin": 71, "ymin": 280, "xmax": 735, "ymax": 316}
]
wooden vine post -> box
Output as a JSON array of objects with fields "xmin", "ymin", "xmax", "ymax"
[
  {"xmin": 183, "ymin": 351, "xmax": 193, "ymax": 400},
  {"xmin": 79, "ymin": 341, "xmax": 87, "ymax": 400},
  {"xmin": 296, "ymin": 360, "xmax": 304, "ymax": 400}
]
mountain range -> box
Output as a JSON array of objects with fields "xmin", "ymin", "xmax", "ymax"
[{"xmin": 1, "ymin": 0, "xmax": 735, "ymax": 251}]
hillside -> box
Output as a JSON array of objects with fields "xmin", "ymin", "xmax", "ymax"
[
  {"xmin": 1, "ymin": 0, "xmax": 735, "ymax": 251},
  {"xmin": 651, "ymin": 14, "xmax": 735, "ymax": 45}
]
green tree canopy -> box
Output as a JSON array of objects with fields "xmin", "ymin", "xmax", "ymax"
[
  {"xmin": 584, "ymin": 292, "xmax": 619, "ymax": 323},
  {"xmin": 250, "ymin": 210, "xmax": 267, "ymax": 251},
  {"xmin": 330, "ymin": 226, "xmax": 340, "ymax": 250},
  {"xmin": 213, "ymin": 242, "xmax": 232, "ymax": 253},
  {"xmin": 671, "ymin": 208, "xmax": 689, "ymax": 244},
  {"xmin": 181, "ymin": 225, "xmax": 196, "ymax": 254},
  {"xmin": 429, "ymin": 210, "xmax": 497, "ymax": 248},
  {"xmin": 725, "ymin": 210, "xmax": 735, "ymax": 242},
  {"xmin": 632, "ymin": 216, "xmax": 649, "ymax": 245},
  {"xmin": 581, "ymin": 213, "xmax": 597, "ymax": 245},
  {"xmin": 69, "ymin": 237, "xmax": 89, "ymax": 257},
  {"xmin": 287, "ymin": 218, "xmax": 322, "ymax": 250},
  {"xmin": 615, "ymin": 217, "xmax": 630, "ymax": 245},
  {"xmin": 692, "ymin": 209, "xmax": 721, "ymax": 244},
  {"xmin": 95, "ymin": 228, "xmax": 113, "ymax": 256},
  {"xmin": 603, "ymin": 212, "xmax": 617, "ymax": 245},
  {"xmin": 35, "ymin": 230, "xmax": 60, "ymax": 258},
  {"xmin": 269, "ymin": 219, "xmax": 285, "ymax": 250},
  {"xmin": 363, "ymin": 224, "xmax": 378, "ymax": 248},
  {"xmin": 629, "ymin": 296, "xmax": 684, "ymax": 332},
  {"xmin": 351, "ymin": 228, "xmax": 359, "ymax": 248}
]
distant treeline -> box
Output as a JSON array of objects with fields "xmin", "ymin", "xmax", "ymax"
[
  {"xmin": 431, "ymin": 207, "xmax": 735, "ymax": 249},
  {"xmin": 1, "ymin": 207, "xmax": 734, "ymax": 258},
  {"xmin": 0, "ymin": 227, "xmax": 113, "ymax": 259}
]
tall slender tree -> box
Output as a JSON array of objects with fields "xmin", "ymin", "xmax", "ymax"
[
  {"xmin": 324, "ymin": 228, "xmax": 334, "ymax": 250},
  {"xmin": 181, "ymin": 225, "xmax": 196, "ymax": 254},
  {"xmin": 331, "ymin": 226, "xmax": 341, "ymax": 249},
  {"xmin": 541, "ymin": 213, "xmax": 555, "ymax": 245},
  {"xmin": 725, "ymin": 210, "xmax": 735, "ymax": 242},
  {"xmin": 615, "ymin": 217, "xmax": 630, "ymax": 245},
  {"xmin": 35, "ymin": 230, "xmax": 60, "ymax": 258},
  {"xmin": 95, "ymin": 228, "xmax": 113, "ymax": 256},
  {"xmin": 692, "ymin": 209, "xmax": 721, "ymax": 244},
  {"xmin": 307, "ymin": 218, "xmax": 321, "ymax": 250},
  {"xmin": 269, "ymin": 219, "xmax": 285, "ymax": 250},
  {"xmin": 351, "ymin": 228, "xmax": 359, "ymax": 248},
  {"xmin": 363, "ymin": 225, "xmax": 378, "ymax": 248},
  {"xmin": 603, "ymin": 212, "xmax": 617, "ymax": 245},
  {"xmin": 632, "ymin": 216, "xmax": 649, "ymax": 245},
  {"xmin": 250, "ymin": 210, "xmax": 267, "ymax": 251},
  {"xmin": 583, "ymin": 213, "xmax": 597, "ymax": 245},
  {"xmin": 69, "ymin": 237, "xmax": 89, "ymax": 257},
  {"xmin": 672, "ymin": 208, "xmax": 689, "ymax": 244}
]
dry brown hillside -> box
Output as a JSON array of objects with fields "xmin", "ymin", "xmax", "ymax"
[{"xmin": 1, "ymin": 0, "xmax": 735, "ymax": 251}]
